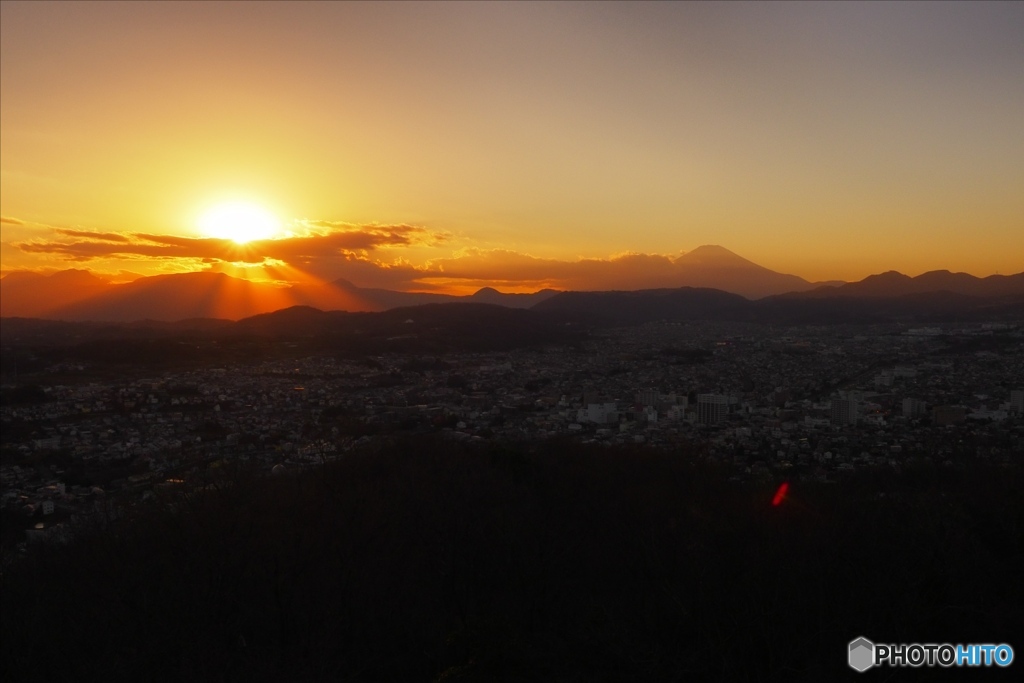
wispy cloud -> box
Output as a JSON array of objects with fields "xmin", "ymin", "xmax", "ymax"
[
  {"xmin": 423, "ymin": 249, "xmax": 687, "ymax": 290},
  {"xmin": 16, "ymin": 222, "xmax": 450, "ymax": 265},
  {"xmin": 0, "ymin": 216, "xmax": 25, "ymax": 225},
  {"xmin": 54, "ymin": 229, "xmax": 132, "ymax": 243}
]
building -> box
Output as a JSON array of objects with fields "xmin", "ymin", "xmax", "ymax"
[
  {"xmin": 636, "ymin": 388, "xmax": 659, "ymax": 407},
  {"xmin": 665, "ymin": 405, "xmax": 687, "ymax": 421},
  {"xmin": 902, "ymin": 398, "xmax": 927, "ymax": 418},
  {"xmin": 582, "ymin": 402, "xmax": 619, "ymax": 425},
  {"xmin": 831, "ymin": 398, "xmax": 858, "ymax": 426},
  {"xmin": 697, "ymin": 394, "xmax": 729, "ymax": 425}
]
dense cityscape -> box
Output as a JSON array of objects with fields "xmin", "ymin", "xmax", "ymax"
[{"xmin": 5, "ymin": 319, "xmax": 1021, "ymax": 550}]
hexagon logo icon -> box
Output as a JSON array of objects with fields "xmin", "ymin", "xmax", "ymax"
[{"xmin": 849, "ymin": 637, "xmax": 875, "ymax": 672}]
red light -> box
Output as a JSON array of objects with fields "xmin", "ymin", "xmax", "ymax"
[{"xmin": 772, "ymin": 482, "xmax": 789, "ymax": 507}]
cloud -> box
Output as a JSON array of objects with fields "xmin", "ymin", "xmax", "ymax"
[
  {"xmin": 298, "ymin": 220, "xmax": 449, "ymax": 248},
  {"xmin": 55, "ymin": 229, "xmax": 132, "ymax": 243},
  {"xmin": 15, "ymin": 222, "xmax": 450, "ymax": 266},
  {"xmin": 278, "ymin": 247, "xmax": 708, "ymax": 292},
  {"xmin": 423, "ymin": 249, "xmax": 687, "ymax": 290},
  {"xmin": 0, "ymin": 216, "xmax": 25, "ymax": 225},
  {"xmin": 15, "ymin": 226, "xmax": 698, "ymax": 290}
]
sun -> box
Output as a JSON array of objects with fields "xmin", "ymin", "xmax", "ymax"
[{"xmin": 197, "ymin": 201, "xmax": 281, "ymax": 244}]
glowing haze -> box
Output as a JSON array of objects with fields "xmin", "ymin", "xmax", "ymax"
[{"xmin": 2, "ymin": 2, "xmax": 1022, "ymax": 292}]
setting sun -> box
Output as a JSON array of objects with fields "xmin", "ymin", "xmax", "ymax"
[{"xmin": 197, "ymin": 201, "xmax": 281, "ymax": 244}]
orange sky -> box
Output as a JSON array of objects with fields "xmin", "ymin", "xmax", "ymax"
[{"xmin": 2, "ymin": 2, "xmax": 1022, "ymax": 291}]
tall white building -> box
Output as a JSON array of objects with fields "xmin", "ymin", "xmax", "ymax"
[
  {"xmin": 902, "ymin": 398, "xmax": 927, "ymax": 418},
  {"xmin": 697, "ymin": 394, "xmax": 729, "ymax": 425}
]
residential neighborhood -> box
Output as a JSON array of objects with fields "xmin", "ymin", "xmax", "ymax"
[{"xmin": 4, "ymin": 320, "xmax": 1021, "ymax": 549}]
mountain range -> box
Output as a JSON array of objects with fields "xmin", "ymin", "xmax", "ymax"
[
  {"xmin": 4, "ymin": 286, "xmax": 1022, "ymax": 367},
  {"xmin": 1, "ymin": 245, "xmax": 1021, "ymax": 322},
  {"xmin": 789, "ymin": 269, "xmax": 1024, "ymax": 299},
  {"xmin": 0, "ymin": 269, "xmax": 560, "ymax": 321}
]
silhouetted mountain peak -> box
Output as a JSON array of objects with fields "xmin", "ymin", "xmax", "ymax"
[
  {"xmin": 329, "ymin": 278, "xmax": 359, "ymax": 290},
  {"xmin": 0, "ymin": 270, "xmax": 39, "ymax": 283},
  {"xmin": 915, "ymin": 270, "xmax": 975, "ymax": 287},
  {"xmin": 2, "ymin": 268, "xmax": 107, "ymax": 285},
  {"xmin": 866, "ymin": 270, "xmax": 912, "ymax": 281},
  {"xmin": 678, "ymin": 245, "xmax": 757, "ymax": 268},
  {"xmin": 0, "ymin": 269, "xmax": 114, "ymax": 318},
  {"xmin": 665, "ymin": 246, "xmax": 816, "ymax": 298},
  {"xmin": 688, "ymin": 244, "xmax": 732, "ymax": 255},
  {"xmin": 52, "ymin": 268, "xmax": 108, "ymax": 283}
]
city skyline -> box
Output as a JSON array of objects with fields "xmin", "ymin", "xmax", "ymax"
[{"xmin": 2, "ymin": 2, "xmax": 1023, "ymax": 293}]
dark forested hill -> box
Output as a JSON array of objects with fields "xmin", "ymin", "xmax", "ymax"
[{"xmin": 2, "ymin": 439, "xmax": 1020, "ymax": 682}]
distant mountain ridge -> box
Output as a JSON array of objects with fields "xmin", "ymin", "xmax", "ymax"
[
  {"xmin": 2, "ymin": 247, "xmax": 1022, "ymax": 322},
  {"xmin": 790, "ymin": 270, "xmax": 1024, "ymax": 299},
  {"xmin": 533, "ymin": 287, "xmax": 751, "ymax": 325},
  {"xmin": 537, "ymin": 286, "xmax": 1024, "ymax": 326},
  {"xmin": 4, "ymin": 288, "xmax": 1021, "ymax": 358}
]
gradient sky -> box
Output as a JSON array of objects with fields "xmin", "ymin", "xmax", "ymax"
[{"xmin": 2, "ymin": 1, "xmax": 1022, "ymax": 290}]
